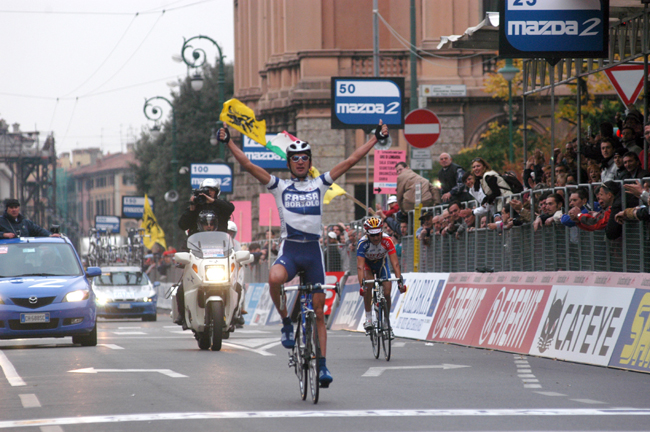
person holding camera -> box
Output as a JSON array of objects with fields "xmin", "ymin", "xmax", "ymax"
[
  {"xmin": 0, "ymin": 199, "xmax": 60, "ymax": 238},
  {"xmin": 178, "ymin": 178, "xmax": 234, "ymax": 237}
]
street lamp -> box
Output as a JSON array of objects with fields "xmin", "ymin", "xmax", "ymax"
[
  {"xmin": 499, "ymin": 58, "xmax": 520, "ymax": 163},
  {"xmin": 180, "ymin": 35, "xmax": 226, "ymax": 160},
  {"xmin": 143, "ymin": 96, "xmax": 178, "ymax": 248}
]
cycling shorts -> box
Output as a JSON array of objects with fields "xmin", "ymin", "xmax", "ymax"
[
  {"xmin": 274, "ymin": 240, "xmax": 325, "ymax": 293},
  {"xmin": 364, "ymin": 259, "xmax": 391, "ymax": 281}
]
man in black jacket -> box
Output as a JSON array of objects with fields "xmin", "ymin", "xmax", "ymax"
[
  {"xmin": 178, "ymin": 178, "xmax": 234, "ymax": 236},
  {"xmin": 438, "ymin": 153, "xmax": 472, "ymax": 203},
  {"xmin": 0, "ymin": 199, "xmax": 58, "ymax": 238}
]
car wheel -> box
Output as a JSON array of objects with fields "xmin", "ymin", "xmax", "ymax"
[{"xmin": 72, "ymin": 323, "xmax": 97, "ymax": 347}]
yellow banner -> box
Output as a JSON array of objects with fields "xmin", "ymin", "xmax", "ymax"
[
  {"xmin": 140, "ymin": 194, "xmax": 167, "ymax": 250},
  {"xmin": 219, "ymin": 98, "xmax": 267, "ymax": 146}
]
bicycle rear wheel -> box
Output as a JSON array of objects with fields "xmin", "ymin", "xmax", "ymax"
[
  {"xmin": 372, "ymin": 303, "xmax": 381, "ymax": 359},
  {"xmin": 307, "ymin": 314, "xmax": 320, "ymax": 404},
  {"xmin": 381, "ymin": 299, "xmax": 391, "ymax": 361},
  {"xmin": 294, "ymin": 319, "xmax": 308, "ymax": 401}
]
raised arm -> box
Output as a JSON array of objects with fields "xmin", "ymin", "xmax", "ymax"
[
  {"xmin": 220, "ymin": 128, "xmax": 271, "ymax": 185},
  {"xmin": 329, "ymin": 121, "xmax": 387, "ymax": 182}
]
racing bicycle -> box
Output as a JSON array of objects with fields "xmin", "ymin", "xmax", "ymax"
[
  {"xmin": 282, "ymin": 273, "xmax": 337, "ymax": 404},
  {"xmin": 362, "ymin": 277, "xmax": 401, "ymax": 361}
]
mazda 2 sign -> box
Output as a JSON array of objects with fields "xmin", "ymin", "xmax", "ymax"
[
  {"xmin": 331, "ymin": 77, "xmax": 404, "ymax": 130},
  {"xmin": 499, "ymin": 0, "xmax": 608, "ymax": 59}
]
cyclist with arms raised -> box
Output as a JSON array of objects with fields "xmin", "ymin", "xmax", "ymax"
[
  {"xmin": 357, "ymin": 217, "xmax": 405, "ymax": 338},
  {"xmin": 219, "ymin": 121, "xmax": 389, "ymax": 387}
]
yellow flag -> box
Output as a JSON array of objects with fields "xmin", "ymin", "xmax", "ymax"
[
  {"xmin": 140, "ymin": 194, "xmax": 167, "ymax": 250},
  {"xmin": 309, "ymin": 166, "xmax": 348, "ymax": 204},
  {"xmin": 219, "ymin": 98, "xmax": 267, "ymax": 146}
]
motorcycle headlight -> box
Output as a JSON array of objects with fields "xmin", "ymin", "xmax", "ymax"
[
  {"xmin": 205, "ymin": 264, "xmax": 228, "ymax": 282},
  {"xmin": 64, "ymin": 290, "xmax": 90, "ymax": 303}
]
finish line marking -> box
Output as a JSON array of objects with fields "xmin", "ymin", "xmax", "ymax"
[
  {"xmin": 0, "ymin": 351, "xmax": 25, "ymax": 386},
  {"xmin": 2, "ymin": 408, "xmax": 650, "ymax": 428},
  {"xmin": 363, "ymin": 364, "xmax": 470, "ymax": 377}
]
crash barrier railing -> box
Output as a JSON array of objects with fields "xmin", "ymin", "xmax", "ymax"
[{"xmin": 409, "ymin": 178, "xmax": 650, "ymax": 273}]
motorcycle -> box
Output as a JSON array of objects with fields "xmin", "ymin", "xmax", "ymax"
[{"xmin": 170, "ymin": 231, "xmax": 251, "ymax": 351}]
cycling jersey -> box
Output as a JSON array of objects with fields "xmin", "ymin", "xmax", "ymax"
[
  {"xmin": 357, "ymin": 234, "xmax": 396, "ymax": 279},
  {"xmin": 266, "ymin": 173, "xmax": 333, "ymax": 242}
]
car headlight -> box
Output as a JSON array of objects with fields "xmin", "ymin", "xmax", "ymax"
[
  {"xmin": 64, "ymin": 290, "xmax": 90, "ymax": 302},
  {"xmin": 0, "ymin": 296, "xmax": 4, "ymax": 305},
  {"xmin": 95, "ymin": 294, "xmax": 109, "ymax": 305},
  {"xmin": 205, "ymin": 264, "xmax": 228, "ymax": 282}
]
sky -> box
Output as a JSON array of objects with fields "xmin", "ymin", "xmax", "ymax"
[{"xmin": 0, "ymin": 0, "xmax": 234, "ymax": 157}]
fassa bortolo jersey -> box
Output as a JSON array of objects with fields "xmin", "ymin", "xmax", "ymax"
[
  {"xmin": 266, "ymin": 173, "xmax": 333, "ymax": 242},
  {"xmin": 356, "ymin": 234, "xmax": 396, "ymax": 262}
]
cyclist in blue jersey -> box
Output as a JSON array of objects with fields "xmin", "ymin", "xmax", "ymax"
[
  {"xmin": 356, "ymin": 217, "xmax": 405, "ymax": 337},
  {"xmin": 219, "ymin": 122, "xmax": 388, "ymax": 387}
]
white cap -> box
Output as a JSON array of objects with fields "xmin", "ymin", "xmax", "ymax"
[
  {"xmin": 327, "ymin": 231, "xmax": 338, "ymax": 239},
  {"xmin": 387, "ymin": 195, "xmax": 397, "ymax": 205},
  {"xmin": 227, "ymin": 221, "xmax": 237, "ymax": 233}
]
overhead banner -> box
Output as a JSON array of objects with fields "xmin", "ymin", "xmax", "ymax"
[
  {"xmin": 499, "ymin": 0, "xmax": 609, "ymax": 59},
  {"xmin": 331, "ymin": 77, "xmax": 405, "ymax": 130}
]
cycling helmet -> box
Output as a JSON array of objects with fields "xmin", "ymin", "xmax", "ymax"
[
  {"xmin": 227, "ymin": 221, "xmax": 238, "ymax": 233},
  {"xmin": 200, "ymin": 178, "xmax": 221, "ymax": 197},
  {"xmin": 197, "ymin": 210, "xmax": 218, "ymax": 232},
  {"xmin": 286, "ymin": 140, "xmax": 311, "ymax": 159},
  {"xmin": 363, "ymin": 217, "xmax": 383, "ymax": 235}
]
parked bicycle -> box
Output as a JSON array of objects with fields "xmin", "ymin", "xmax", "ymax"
[
  {"xmin": 363, "ymin": 277, "xmax": 402, "ymax": 361},
  {"xmin": 282, "ymin": 273, "xmax": 338, "ymax": 404}
]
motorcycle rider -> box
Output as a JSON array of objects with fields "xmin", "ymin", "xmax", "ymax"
[
  {"xmin": 174, "ymin": 210, "xmax": 218, "ymax": 326},
  {"xmin": 227, "ymin": 221, "xmax": 246, "ymax": 326},
  {"xmin": 178, "ymin": 178, "xmax": 234, "ymax": 235}
]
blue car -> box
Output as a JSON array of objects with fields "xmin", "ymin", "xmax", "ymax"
[
  {"xmin": 92, "ymin": 266, "xmax": 159, "ymax": 321},
  {"xmin": 0, "ymin": 236, "xmax": 101, "ymax": 346}
]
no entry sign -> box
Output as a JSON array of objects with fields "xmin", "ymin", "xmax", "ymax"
[{"xmin": 403, "ymin": 109, "xmax": 440, "ymax": 149}]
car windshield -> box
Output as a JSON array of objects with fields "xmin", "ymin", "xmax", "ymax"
[
  {"xmin": 95, "ymin": 271, "xmax": 150, "ymax": 286},
  {"xmin": 0, "ymin": 242, "xmax": 83, "ymax": 277},
  {"xmin": 187, "ymin": 232, "xmax": 232, "ymax": 259}
]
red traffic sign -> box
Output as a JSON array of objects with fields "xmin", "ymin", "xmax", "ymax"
[
  {"xmin": 604, "ymin": 64, "xmax": 648, "ymax": 106},
  {"xmin": 403, "ymin": 109, "xmax": 441, "ymax": 149}
]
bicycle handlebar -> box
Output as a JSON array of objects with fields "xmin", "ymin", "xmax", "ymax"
[
  {"xmin": 283, "ymin": 283, "xmax": 338, "ymax": 292},
  {"xmin": 362, "ymin": 277, "xmax": 402, "ymax": 284}
]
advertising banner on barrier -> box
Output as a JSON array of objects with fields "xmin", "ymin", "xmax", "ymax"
[
  {"xmin": 325, "ymin": 272, "xmax": 345, "ymax": 316},
  {"xmin": 392, "ymin": 273, "xmax": 447, "ymax": 340},
  {"xmin": 427, "ymin": 274, "xmax": 552, "ymax": 352},
  {"xmin": 246, "ymin": 283, "xmax": 272, "ymax": 325},
  {"xmin": 528, "ymin": 285, "xmax": 634, "ymax": 366},
  {"xmin": 329, "ymin": 279, "xmax": 365, "ymax": 331},
  {"xmin": 608, "ymin": 289, "xmax": 650, "ymax": 373}
]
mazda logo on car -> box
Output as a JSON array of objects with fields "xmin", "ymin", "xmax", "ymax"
[{"xmin": 29, "ymin": 296, "xmax": 38, "ymax": 304}]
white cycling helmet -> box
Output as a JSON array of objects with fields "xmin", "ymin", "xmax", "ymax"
[
  {"xmin": 286, "ymin": 140, "xmax": 311, "ymax": 158},
  {"xmin": 200, "ymin": 178, "xmax": 221, "ymax": 196},
  {"xmin": 227, "ymin": 221, "xmax": 238, "ymax": 233}
]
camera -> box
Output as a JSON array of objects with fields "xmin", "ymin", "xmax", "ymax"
[
  {"xmin": 192, "ymin": 187, "xmax": 210, "ymax": 205},
  {"xmin": 49, "ymin": 224, "xmax": 60, "ymax": 234}
]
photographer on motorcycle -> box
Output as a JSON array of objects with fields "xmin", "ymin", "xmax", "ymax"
[
  {"xmin": 178, "ymin": 178, "xmax": 234, "ymax": 236},
  {"xmin": 174, "ymin": 210, "xmax": 219, "ymax": 326}
]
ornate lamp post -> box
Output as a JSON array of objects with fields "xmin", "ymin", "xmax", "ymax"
[
  {"xmin": 143, "ymin": 96, "xmax": 178, "ymax": 248},
  {"xmin": 499, "ymin": 58, "xmax": 520, "ymax": 163},
  {"xmin": 180, "ymin": 35, "xmax": 226, "ymax": 160}
]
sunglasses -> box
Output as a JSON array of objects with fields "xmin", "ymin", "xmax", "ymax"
[
  {"xmin": 291, "ymin": 155, "xmax": 310, "ymax": 162},
  {"xmin": 368, "ymin": 233, "xmax": 382, "ymax": 237}
]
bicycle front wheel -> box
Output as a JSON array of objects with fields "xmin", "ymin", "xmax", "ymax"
[
  {"xmin": 380, "ymin": 299, "xmax": 391, "ymax": 361},
  {"xmin": 372, "ymin": 304, "xmax": 381, "ymax": 359},
  {"xmin": 294, "ymin": 320, "xmax": 308, "ymax": 401},
  {"xmin": 307, "ymin": 314, "xmax": 320, "ymax": 404}
]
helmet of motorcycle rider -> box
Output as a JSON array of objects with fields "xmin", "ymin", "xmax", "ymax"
[
  {"xmin": 200, "ymin": 178, "xmax": 221, "ymax": 197},
  {"xmin": 227, "ymin": 221, "xmax": 237, "ymax": 234},
  {"xmin": 197, "ymin": 210, "xmax": 218, "ymax": 232}
]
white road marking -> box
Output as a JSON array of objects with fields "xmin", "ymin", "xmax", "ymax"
[
  {"xmin": 0, "ymin": 351, "xmax": 26, "ymax": 386},
  {"xmin": 392, "ymin": 342, "xmax": 406, "ymax": 348},
  {"xmin": 524, "ymin": 384, "xmax": 542, "ymax": 388},
  {"xmin": 522, "ymin": 378, "xmax": 539, "ymax": 383},
  {"xmin": 518, "ymin": 374, "xmax": 536, "ymax": 378},
  {"xmin": 572, "ymin": 399, "xmax": 606, "ymax": 404},
  {"xmin": 229, "ymin": 337, "xmax": 279, "ymax": 348},
  {"xmin": 517, "ymin": 369, "xmax": 532, "ymax": 373},
  {"xmin": 118, "ymin": 327, "xmax": 142, "ymax": 329},
  {"xmin": 535, "ymin": 391, "xmax": 567, "ymax": 397},
  {"xmin": 362, "ymin": 364, "xmax": 470, "ymax": 377},
  {"xmin": 235, "ymin": 329, "xmax": 270, "ymax": 334},
  {"xmin": 1, "ymin": 408, "xmax": 649, "ymax": 428},
  {"xmin": 68, "ymin": 367, "xmax": 187, "ymax": 378},
  {"xmin": 19, "ymin": 394, "xmax": 41, "ymax": 408},
  {"xmin": 113, "ymin": 332, "xmax": 146, "ymax": 335},
  {"xmin": 513, "ymin": 354, "xmax": 541, "ymax": 389},
  {"xmin": 221, "ymin": 342, "xmax": 275, "ymax": 357},
  {"xmin": 99, "ymin": 344, "xmax": 124, "ymax": 350}
]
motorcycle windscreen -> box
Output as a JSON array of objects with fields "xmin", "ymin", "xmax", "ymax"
[{"xmin": 187, "ymin": 232, "xmax": 233, "ymax": 259}]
